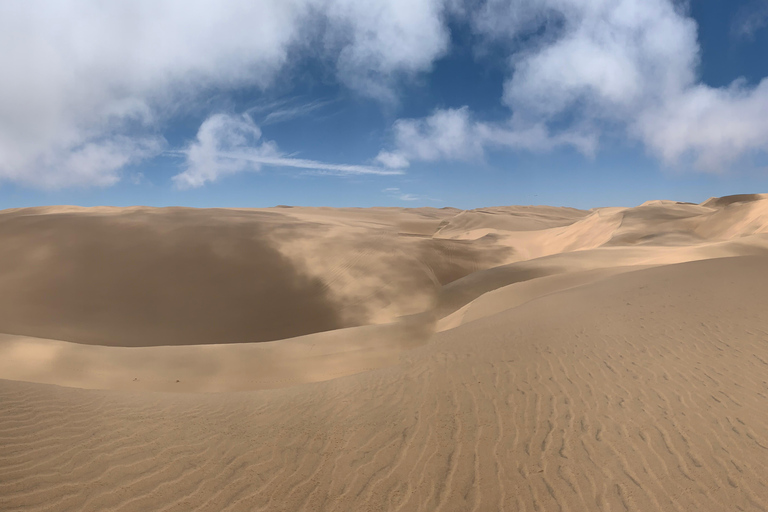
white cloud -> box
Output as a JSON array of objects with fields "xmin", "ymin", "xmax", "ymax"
[
  {"xmin": 173, "ymin": 114, "xmax": 277, "ymax": 188},
  {"xmin": 376, "ymin": 107, "xmax": 597, "ymax": 169},
  {"xmin": 52, "ymin": 137, "xmax": 165, "ymax": 188},
  {"xmin": 637, "ymin": 79, "xmax": 768, "ymax": 172},
  {"xmin": 376, "ymin": 107, "xmax": 484, "ymax": 167},
  {"xmin": 731, "ymin": 1, "xmax": 768, "ymax": 40},
  {"xmin": 0, "ymin": 0, "xmax": 305, "ymax": 188},
  {"xmin": 5, "ymin": 0, "xmax": 768, "ymax": 189},
  {"xmin": 378, "ymin": 0, "xmax": 768, "ymax": 173},
  {"xmin": 376, "ymin": 151, "xmax": 411, "ymax": 169},
  {"xmin": 0, "ymin": 0, "xmax": 450, "ymax": 188},
  {"xmin": 174, "ymin": 113, "xmax": 400, "ymax": 188},
  {"xmin": 324, "ymin": 0, "xmax": 450, "ymax": 102},
  {"xmin": 382, "ymin": 186, "xmax": 420, "ymax": 201},
  {"xmin": 260, "ymin": 99, "xmax": 336, "ymax": 125},
  {"xmin": 0, "ymin": 135, "xmax": 164, "ymax": 189}
]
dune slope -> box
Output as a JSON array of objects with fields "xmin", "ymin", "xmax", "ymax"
[
  {"xmin": 3, "ymin": 195, "xmax": 768, "ymax": 511},
  {"xmin": 2, "ymin": 256, "xmax": 768, "ymax": 511},
  {"xmin": 0, "ymin": 206, "xmax": 511, "ymax": 346}
]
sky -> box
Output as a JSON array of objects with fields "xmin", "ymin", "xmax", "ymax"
[{"xmin": 1, "ymin": 0, "xmax": 768, "ymax": 210}]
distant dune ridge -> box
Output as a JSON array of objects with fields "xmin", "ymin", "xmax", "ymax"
[{"xmin": 2, "ymin": 194, "xmax": 768, "ymax": 510}]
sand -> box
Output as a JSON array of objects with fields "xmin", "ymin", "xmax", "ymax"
[{"xmin": 2, "ymin": 194, "xmax": 768, "ymax": 511}]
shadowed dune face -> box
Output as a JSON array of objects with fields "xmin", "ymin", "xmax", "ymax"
[
  {"xmin": 256, "ymin": 211, "xmax": 516, "ymax": 324},
  {"xmin": 0, "ymin": 209, "xmax": 346, "ymax": 346},
  {"xmin": 0, "ymin": 206, "xmax": 516, "ymax": 347},
  {"xmin": 415, "ymin": 236, "xmax": 513, "ymax": 285},
  {"xmin": 701, "ymin": 193, "xmax": 766, "ymax": 208},
  {"xmin": 3, "ymin": 197, "xmax": 768, "ymax": 351}
]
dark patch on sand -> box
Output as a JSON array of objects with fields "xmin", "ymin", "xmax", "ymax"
[{"xmin": 0, "ymin": 208, "xmax": 345, "ymax": 346}]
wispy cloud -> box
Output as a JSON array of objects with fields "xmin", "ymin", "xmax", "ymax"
[
  {"xmin": 383, "ymin": 187, "xmax": 421, "ymax": 201},
  {"xmin": 217, "ymin": 153, "xmax": 404, "ymax": 176},
  {"xmin": 731, "ymin": 0, "xmax": 768, "ymax": 40},
  {"xmin": 172, "ymin": 113, "xmax": 400, "ymax": 188},
  {"xmin": 261, "ymin": 99, "xmax": 336, "ymax": 125}
]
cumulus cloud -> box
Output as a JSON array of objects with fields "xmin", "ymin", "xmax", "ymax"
[
  {"xmin": 379, "ymin": 0, "xmax": 768, "ymax": 173},
  {"xmin": 174, "ymin": 114, "xmax": 276, "ymax": 188},
  {"xmin": 174, "ymin": 113, "xmax": 399, "ymax": 188},
  {"xmin": 5, "ymin": 0, "xmax": 768, "ymax": 188},
  {"xmin": 324, "ymin": 0, "xmax": 450, "ymax": 102},
  {"xmin": 376, "ymin": 107, "xmax": 596, "ymax": 169},
  {"xmin": 637, "ymin": 79, "xmax": 768, "ymax": 171},
  {"xmin": 0, "ymin": 0, "xmax": 449, "ymax": 188},
  {"xmin": 376, "ymin": 108, "xmax": 483, "ymax": 167}
]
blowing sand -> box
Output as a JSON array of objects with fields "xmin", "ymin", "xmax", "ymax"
[{"xmin": 2, "ymin": 195, "xmax": 768, "ymax": 511}]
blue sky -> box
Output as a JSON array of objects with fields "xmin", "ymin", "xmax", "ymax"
[{"xmin": 1, "ymin": 0, "xmax": 768, "ymax": 210}]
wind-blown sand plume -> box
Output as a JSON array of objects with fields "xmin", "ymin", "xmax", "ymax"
[{"xmin": 2, "ymin": 195, "xmax": 768, "ymax": 511}]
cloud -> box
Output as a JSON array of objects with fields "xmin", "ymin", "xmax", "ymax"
[
  {"xmin": 376, "ymin": 107, "xmax": 484, "ymax": 167},
  {"xmin": 174, "ymin": 113, "xmax": 399, "ymax": 188},
  {"xmin": 378, "ymin": 0, "xmax": 768, "ymax": 173},
  {"xmin": 51, "ymin": 137, "xmax": 165, "ymax": 188},
  {"xmin": 636, "ymin": 79, "xmax": 768, "ymax": 171},
  {"xmin": 376, "ymin": 107, "xmax": 596, "ymax": 169},
  {"xmin": 261, "ymin": 99, "xmax": 335, "ymax": 125},
  {"xmin": 5, "ymin": 0, "xmax": 768, "ymax": 189},
  {"xmin": 0, "ymin": 135, "xmax": 164, "ymax": 189},
  {"xmin": 0, "ymin": 0, "xmax": 450, "ymax": 188},
  {"xmin": 173, "ymin": 114, "xmax": 276, "ymax": 188},
  {"xmin": 326, "ymin": 0, "xmax": 450, "ymax": 102},
  {"xmin": 731, "ymin": 1, "xmax": 768, "ymax": 40},
  {"xmin": 383, "ymin": 187, "xmax": 420, "ymax": 201},
  {"xmin": 375, "ymin": 152, "xmax": 411, "ymax": 169}
]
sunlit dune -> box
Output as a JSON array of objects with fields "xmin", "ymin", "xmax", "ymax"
[{"xmin": 2, "ymin": 194, "xmax": 768, "ymax": 511}]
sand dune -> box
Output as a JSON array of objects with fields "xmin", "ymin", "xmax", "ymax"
[
  {"xmin": 0, "ymin": 206, "xmax": 509, "ymax": 345},
  {"xmin": 2, "ymin": 194, "xmax": 768, "ymax": 511}
]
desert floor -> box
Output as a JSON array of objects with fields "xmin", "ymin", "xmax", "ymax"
[{"xmin": 2, "ymin": 194, "xmax": 768, "ymax": 511}]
